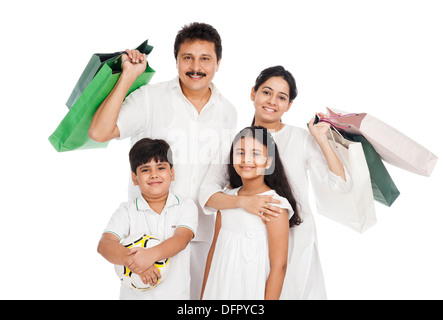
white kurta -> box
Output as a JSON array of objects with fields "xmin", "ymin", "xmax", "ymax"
[{"xmin": 199, "ymin": 124, "xmax": 351, "ymax": 300}]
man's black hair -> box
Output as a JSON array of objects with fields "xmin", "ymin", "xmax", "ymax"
[{"xmin": 174, "ymin": 22, "xmax": 222, "ymax": 61}]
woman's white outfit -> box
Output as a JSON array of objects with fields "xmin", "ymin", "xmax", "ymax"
[
  {"xmin": 202, "ymin": 188, "xmax": 293, "ymax": 300},
  {"xmin": 199, "ymin": 125, "xmax": 351, "ymax": 300}
]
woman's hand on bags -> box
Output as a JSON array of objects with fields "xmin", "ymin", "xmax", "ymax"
[
  {"xmin": 121, "ymin": 49, "xmax": 147, "ymax": 77},
  {"xmin": 308, "ymin": 112, "xmax": 330, "ymax": 142},
  {"xmin": 238, "ymin": 195, "xmax": 283, "ymax": 223}
]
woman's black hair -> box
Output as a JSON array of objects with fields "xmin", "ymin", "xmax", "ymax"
[
  {"xmin": 254, "ymin": 65, "xmax": 297, "ymax": 101},
  {"xmin": 227, "ymin": 126, "xmax": 302, "ymax": 227},
  {"xmin": 251, "ymin": 66, "xmax": 298, "ymax": 126}
]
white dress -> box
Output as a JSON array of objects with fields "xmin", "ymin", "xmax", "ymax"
[
  {"xmin": 199, "ymin": 125, "xmax": 352, "ymax": 300},
  {"xmin": 202, "ymin": 188, "xmax": 293, "ymax": 300}
]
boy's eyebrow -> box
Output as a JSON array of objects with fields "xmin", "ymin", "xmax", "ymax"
[
  {"xmin": 263, "ymin": 86, "xmax": 289, "ymax": 98},
  {"xmin": 156, "ymin": 162, "xmax": 169, "ymax": 166},
  {"xmin": 139, "ymin": 161, "xmax": 168, "ymax": 169}
]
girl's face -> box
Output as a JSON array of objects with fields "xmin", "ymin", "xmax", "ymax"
[
  {"xmin": 251, "ymin": 76, "xmax": 293, "ymax": 125},
  {"xmin": 233, "ymin": 136, "xmax": 273, "ymax": 180}
]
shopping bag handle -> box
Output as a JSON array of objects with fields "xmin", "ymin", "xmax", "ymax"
[{"xmin": 317, "ymin": 112, "xmax": 360, "ymax": 130}]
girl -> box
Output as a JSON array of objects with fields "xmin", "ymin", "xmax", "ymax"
[
  {"xmin": 201, "ymin": 126, "xmax": 300, "ymax": 300},
  {"xmin": 199, "ymin": 66, "xmax": 351, "ymax": 299}
]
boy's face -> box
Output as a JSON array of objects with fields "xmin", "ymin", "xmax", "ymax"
[{"xmin": 131, "ymin": 159, "xmax": 175, "ymax": 200}]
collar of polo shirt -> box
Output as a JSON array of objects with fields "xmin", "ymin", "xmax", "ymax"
[{"xmin": 135, "ymin": 192, "xmax": 181, "ymax": 212}]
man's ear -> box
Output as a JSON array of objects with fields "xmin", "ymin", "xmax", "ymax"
[{"xmin": 131, "ymin": 172, "xmax": 139, "ymax": 186}]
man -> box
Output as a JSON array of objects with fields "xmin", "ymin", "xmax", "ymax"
[{"xmin": 89, "ymin": 22, "xmax": 237, "ymax": 299}]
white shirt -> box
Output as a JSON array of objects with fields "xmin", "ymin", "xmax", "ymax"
[
  {"xmin": 199, "ymin": 124, "xmax": 352, "ymax": 299},
  {"xmin": 117, "ymin": 77, "xmax": 237, "ymax": 243},
  {"xmin": 104, "ymin": 193, "xmax": 198, "ymax": 300}
]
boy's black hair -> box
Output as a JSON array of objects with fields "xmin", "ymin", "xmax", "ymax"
[
  {"xmin": 129, "ymin": 138, "xmax": 173, "ymax": 174},
  {"xmin": 227, "ymin": 126, "xmax": 302, "ymax": 227},
  {"xmin": 174, "ymin": 22, "xmax": 222, "ymax": 62}
]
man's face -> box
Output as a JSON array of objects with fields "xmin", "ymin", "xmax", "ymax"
[{"xmin": 176, "ymin": 39, "xmax": 220, "ymax": 94}]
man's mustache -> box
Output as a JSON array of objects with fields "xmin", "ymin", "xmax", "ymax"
[{"xmin": 186, "ymin": 71, "xmax": 207, "ymax": 77}]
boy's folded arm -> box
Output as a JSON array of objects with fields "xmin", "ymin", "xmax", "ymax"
[
  {"xmin": 149, "ymin": 227, "xmax": 195, "ymax": 262},
  {"xmin": 97, "ymin": 232, "xmax": 131, "ymax": 266},
  {"xmin": 127, "ymin": 228, "xmax": 195, "ymax": 273}
]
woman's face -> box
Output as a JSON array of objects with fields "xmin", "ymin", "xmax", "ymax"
[{"xmin": 251, "ymin": 76, "xmax": 293, "ymax": 125}]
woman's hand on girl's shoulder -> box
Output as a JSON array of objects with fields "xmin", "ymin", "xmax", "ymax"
[{"xmin": 238, "ymin": 195, "xmax": 283, "ymax": 223}]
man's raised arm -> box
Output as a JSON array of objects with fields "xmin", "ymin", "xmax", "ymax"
[{"xmin": 88, "ymin": 49, "xmax": 147, "ymax": 142}]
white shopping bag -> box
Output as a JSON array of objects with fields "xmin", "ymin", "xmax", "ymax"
[
  {"xmin": 311, "ymin": 129, "xmax": 377, "ymax": 233},
  {"xmin": 325, "ymin": 108, "xmax": 438, "ymax": 177}
]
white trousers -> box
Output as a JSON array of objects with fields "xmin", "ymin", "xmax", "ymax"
[{"xmin": 190, "ymin": 241, "xmax": 211, "ymax": 300}]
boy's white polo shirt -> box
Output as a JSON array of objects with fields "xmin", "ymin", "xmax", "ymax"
[{"xmin": 104, "ymin": 192, "xmax": 198, "ymax": 300}]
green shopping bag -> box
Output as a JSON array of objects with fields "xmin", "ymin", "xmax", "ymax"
[
  {"xmin": 66, "ymin": 40, "xmax": 153, "ymax": 109},
  {"xmin": 49, "ymin": 50, "xmax": 155, "ymax": 152},
  {"xmin": 345, "ymin": 133, "xmax": 400, "ymax": 207}
]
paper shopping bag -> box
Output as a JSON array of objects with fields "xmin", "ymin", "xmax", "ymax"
[
  {"xmin": 310, "ymin": 130, "xmax": 377, "ymax": 233},
  {"xmin": 49, "ymin": 56, "xmax": 155, "ymax": 152},
  {"xmin": 345, "ymin": 134, "xmax": 400, "ymax": 207},
  {"xmin": 324, "ymin": 108, "xmax": 438, "ymax": 177},
  {"xmin": 66, "ymin": 39, "xmax": 153, "ymax": 109}
]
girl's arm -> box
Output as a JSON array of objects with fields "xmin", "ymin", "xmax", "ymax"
[
  {"xmin": 201, "ymin": 211, "xmax": 222, "ymax": 299},
  {"xmin": 265, "ymin": 209, "xmax": 289, "ymax": 300}
]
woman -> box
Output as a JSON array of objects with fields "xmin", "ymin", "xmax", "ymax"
[{"xmin": 199, "ymin": 66, "xmax": 351, "ymax": 299}]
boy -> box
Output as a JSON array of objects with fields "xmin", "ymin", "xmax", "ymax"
[{"xmin": 97, "ymin": 138, "xmax": 198, "ymax": 300}]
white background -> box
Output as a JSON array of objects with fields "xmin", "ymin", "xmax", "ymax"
[{"xmin": 1, "ymin": 0, "xmax": 442, "ymax": 300}]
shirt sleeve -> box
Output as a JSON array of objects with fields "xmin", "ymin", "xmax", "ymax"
[
  {"xmin": 198, "ymin": 141, "xmax": 231, "ymax": 215},
  {"xmin": 176, "ymin": 199, "xmax": 199, "ymax": 238},
  {"xmin": 305, "ymin": 133, "xmax": 352, "ymax": 193},
  {"xmin": 103, "ymin": 202, "xmax": 131, "ymax": 241},
  {"xmin": 271, "ymin": 193, "xmax": 295, "ymax": 220},
  {"xmin": 116, "ymin": 85, "xmax": 149, "ymax": 140}
]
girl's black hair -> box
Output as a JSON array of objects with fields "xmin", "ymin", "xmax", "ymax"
[
  {"xmin": 227, "ymin": 126, "xmax": 302, "ymax": 227},
  {"xmin": 252, "ymin": 65, "xmax": 298, "ymax": 126},
  {"xmin": 129, "ymin": 138, "xmax": 173, "ymax": 174}
]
